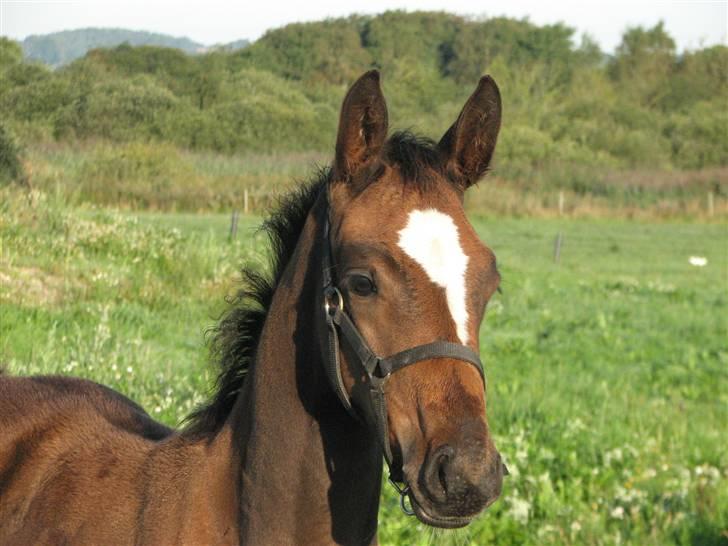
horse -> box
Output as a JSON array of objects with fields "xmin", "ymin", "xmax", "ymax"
[{"xmin": 0, "ymin": 70, "xmax": 505, "ymax": 545}]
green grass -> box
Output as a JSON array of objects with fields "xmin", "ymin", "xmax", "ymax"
[{"xmin": 1, "ymin": 186, "xmax": 726, "ymax": 545}]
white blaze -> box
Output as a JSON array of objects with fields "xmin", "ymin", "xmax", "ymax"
[{"xmin": 397, "ymin": 209, "xmax": 470, "ymax": 344}]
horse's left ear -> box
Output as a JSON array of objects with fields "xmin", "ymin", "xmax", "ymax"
[
  {"xmin": 438, "ymin": 75, "xmax": 502, "ymax": 189},
  {"xmin": 334, "ymin": 70, "xmax": 389, "ymax": 182}
]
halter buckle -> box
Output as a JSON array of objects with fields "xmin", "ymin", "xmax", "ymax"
[{"xmin": 323, "ymin": 286, "xmax": 344, "ymax": 316}]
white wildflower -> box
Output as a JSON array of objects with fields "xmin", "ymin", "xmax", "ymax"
[
  {"xmin": 605, "ymin": 448, "xmax": 623, "ymax": 466},
  {"xmin": 610, "ymin": 506, "xmax": 625, "ymax": 519},
  {"xmin": 537, "ymin": 524, "xmax": 557, "ymax": 538},
  {"xmin": 507, "ymin": 497, "xmax": 531, "ymax": 524},
  {"xmin": 688, "ymin": 256, "xmax": 707, "ymax": 267},
  {"xmin": 695, "ymin": 464, "xmax": 721, "ymax": 485},
  {"xmin": 516, "ymin": 449, "xmax": 528, "ymax": 464},
  {"xmin": 566, "ymin": 418, "xmax": 586, "ymax": 435}
]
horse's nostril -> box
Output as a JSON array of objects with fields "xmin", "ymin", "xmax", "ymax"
[
  {"xmin": 424, "ymin": 444, "xmax": 455, "ymax": 502},
  {"xmin": 436, "ymin": 448, "xmax": 453, "ymax": 494},
  {"xmin": 421, "ymin": 443, "xmax": 504, "ymax": 516},
  {"xmin": 437, "ymin": 459, "xmax": 447, "ymax": 493}
]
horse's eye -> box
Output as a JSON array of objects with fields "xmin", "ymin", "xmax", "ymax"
[{"xmin": 349, "ymin": 274, "xmax": 376, "ymax": 297}]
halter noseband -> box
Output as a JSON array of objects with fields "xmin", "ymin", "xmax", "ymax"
[{"xmin": 320, "ymin": 198, "xmax": 486, "ymax": 514}]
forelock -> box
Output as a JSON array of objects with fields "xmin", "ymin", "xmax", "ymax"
[{"xmin": 383, "ymin": 131, "xmax": 454, "ymax": 190}]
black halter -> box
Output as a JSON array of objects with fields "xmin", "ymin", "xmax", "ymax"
[{"xmin": 320, "ymin": 199, "xmax": 486, "ymax": 514}]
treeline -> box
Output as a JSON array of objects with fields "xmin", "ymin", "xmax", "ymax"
[{"xmin": 1, "ymin": 11, "xmax": 726, "ymax": 182}]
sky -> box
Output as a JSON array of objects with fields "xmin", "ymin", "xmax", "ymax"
[{"xmin": 1, "ymin": 0, "xmax": 726, "ymax": 53}]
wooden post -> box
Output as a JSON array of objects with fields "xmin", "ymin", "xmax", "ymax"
[
  {"xmin": 558, "ymin": 190, "xmax": 565, "ymax": 217},
  {"xmin": 244, "ymin": 189, "xmax": 249, "ymax": 214},
  {"xmin": 553, "ymin": 232, "xmax": 563, "ymax": 264},
  {"xmin": 229, "ymin": 210, "xmax": 239, "ymax": 240},
  {"xmin": 708, "ymin": 192, "xmax": 714, "ymax": 217}
]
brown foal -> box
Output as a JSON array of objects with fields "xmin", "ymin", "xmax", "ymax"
[{"xmin": 0, "ymin": 70, "xmax": 504, "ymax": 545}]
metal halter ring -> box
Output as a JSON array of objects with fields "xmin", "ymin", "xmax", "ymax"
[
  {"xmin": 323, "ymin": 286, "xmax": 344, "ymax": 316},
  {"xmin": 400, "ymin": 492, "xmax": 415, "ymax": 517},
  {"xmin": 388, "ymin": 478, "xmax": 415, "ymax": 517}
]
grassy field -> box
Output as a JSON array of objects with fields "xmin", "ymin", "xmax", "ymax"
[{"xmin": 1, "ymin": 186, "xmax": 726, "ymax": 545}]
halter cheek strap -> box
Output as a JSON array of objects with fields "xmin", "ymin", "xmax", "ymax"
[{"xmin": 320, "ymin": 203, "xmax": 487, "ymax": 512}]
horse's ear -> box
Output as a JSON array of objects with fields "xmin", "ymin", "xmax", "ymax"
[
  {"xmin": 438, "ymin": 75, "xmax": 501, "ymax": 189},
  {"xmin": 334, "ymin": 70, "xmax": 388, "ymax": 182}
]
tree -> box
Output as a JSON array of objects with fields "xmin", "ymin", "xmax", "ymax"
[
  {"xmin": 194, "ymin": 52, "xmax": 225, "ymax": 110},
  {"xmin": 662, "ymin": 45, "xmax": 728, "ymax": 110},
  {"xmin": 443, "ymin": 17, "xmax": 579, "ymax": 89},
  {"xmin": 236, "ymin": 18, "xmax": 373, "ymax": 84},
  {"xmin": 609, "ymin": 22, "xmax": 676, "ymax": 107},
  {"xmin": 360, "ymin": 10, "xmax": 459, "ymax": 73},
  {"xmin": 0, "ymin": 37, "xmax": 23, "ymax": 70}
]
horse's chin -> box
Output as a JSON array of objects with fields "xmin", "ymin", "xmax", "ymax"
[{"xmin": 406, "ymin": 489, "xmax": 476, "ymax": 529}]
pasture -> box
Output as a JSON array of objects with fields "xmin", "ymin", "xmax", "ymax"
[{"xmin": 1, "ymin": 185, "xmax": 726, "ymax": 545}]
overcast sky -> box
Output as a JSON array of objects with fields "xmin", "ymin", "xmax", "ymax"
[{"xmin": 1, "ymin": 0, "xmax": 726, "ymax": 53}]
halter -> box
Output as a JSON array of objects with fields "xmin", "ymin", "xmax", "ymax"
[{"xmin": 320, "ymin": 197, "xmax": 486, "ymax": 515}]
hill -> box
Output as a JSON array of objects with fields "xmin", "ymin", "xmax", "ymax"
[
  {"xmin": 213, "ymin": 39, "xmax": 251, "ymax": 52},
  {"xmin": 21, "ymin": 28, "xmax": 205, "ymax": 66}
]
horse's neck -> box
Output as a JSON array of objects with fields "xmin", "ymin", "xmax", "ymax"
[{"xmin": 219, "ymin": 200, "xmax": 382, "ymax": 545}]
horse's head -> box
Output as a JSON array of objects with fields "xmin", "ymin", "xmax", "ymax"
[{"xmin": 324, "ymin": 71, "xmax": 504, "ymax": 528}]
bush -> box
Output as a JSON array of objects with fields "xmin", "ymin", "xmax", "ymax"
[
  {"xmin": 80, "ymin": 141, "xmax": 183, "ymax": 182},
  {"xmin": 171, "ymin": 68, "xmax": 337, "ymax": 152},
  {"xmin": 497, "ymin": 124, "xmax": 612, "ymax": 171},
  {"xmin": 54, "ymin": 75, "xmax": 181, "ymax": 141},
  {"xmin": 76, "ymin": 142, "xmax": 192, "ymax": 207},
  {"xmin": 665, "ymin": 100, "xmax": 728, "ymax": 169},
  {"xmin": 0, "ymin": 123, "xmax": 26, "ymax": 184},
  {"xmin": 1, "ymin": 76, "xmax": 72, "ymax": 122}
]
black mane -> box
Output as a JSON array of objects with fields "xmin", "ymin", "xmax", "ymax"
[
  {"xmin": 184, "ymin": 133, "xmax": 447, "ymax": 436},
  {"xmin": 183, "ymin": 169, "xmax": 328, "ymax": 435}
]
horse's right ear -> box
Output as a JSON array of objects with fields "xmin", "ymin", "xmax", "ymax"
[{"xmin": 333, "ymin": 70, "xmax": 388, "ymax": 182}]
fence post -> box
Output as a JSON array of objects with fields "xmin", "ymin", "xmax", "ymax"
[
  {"xmin": 558, "ymin": 190, "xmax": 565, "ymax": 217},
  {"xmin": 229, "ymin": 210, "xmax": 239, "ymax": 240},
  {"xmin": 553, "ymin": 232, "xmax": 563, "ymax": 264},
  {"xmin": 244, "ymin": 189, "xmax": 249, "ymax": 214},
  {"xmin": 708, "ymin": 192, "xmax": 714, "ymax": 217}
]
